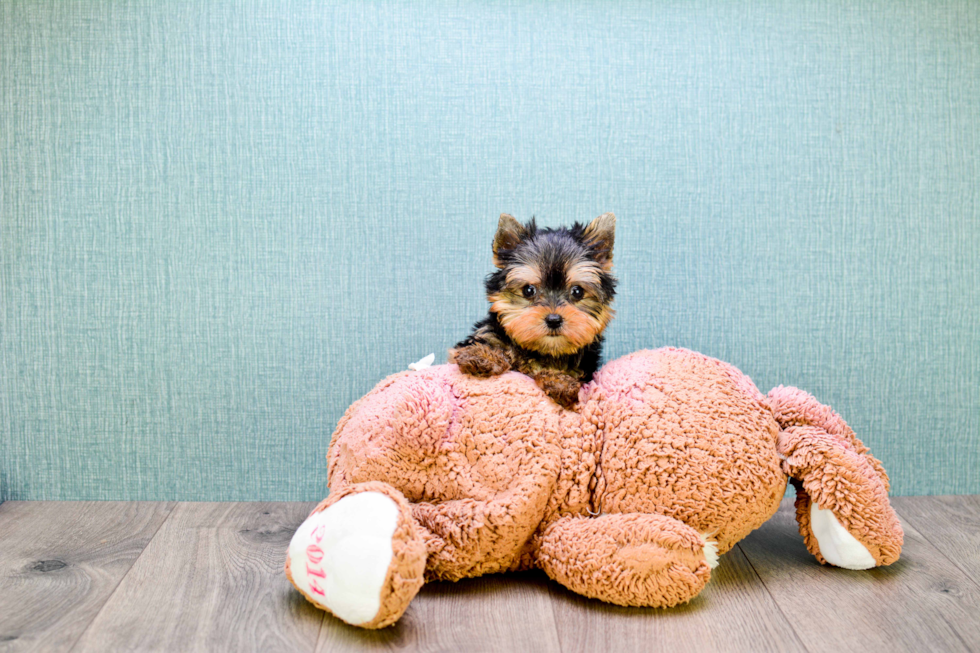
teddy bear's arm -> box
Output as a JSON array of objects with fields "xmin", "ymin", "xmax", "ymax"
[
  {"xmin": 778, "ymin": 425, "xmax": 903, "ymax": 568},
  {"xmin": 536, "ymin": 513, "xmax": 717, "ymax": 608},
  {"xmin": 770, "ymin": 386, "xmax": 903, "ymax": 569}
]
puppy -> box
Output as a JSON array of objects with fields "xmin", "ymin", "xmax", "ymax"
[{"xmin": 449, "ymin": 213, "xmax": 617, "ymax": 409}]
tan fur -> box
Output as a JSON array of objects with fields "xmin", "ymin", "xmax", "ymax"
[
  {"xmin": 582, "ymin": 213, "xmax": 615, "ymax": 270},
  {"xmin": 553, "ymin": 303, "xmax": 610, "ymax": 350},
  {"xmin": 499, "ymin": 305, "xmax": 572, "ymax": 354},
  {"xmin": 491, "ymin": 302, "xmax": 611, "ymax": 356},
  {"xmin": 565, "ymin": 260, "xmax": 604, "ymax": 289},
  {"xmin": 448, "ymin": 343, "xmax": 512, "ymax": 377},
  {"xmin": 505, "ymin": 264, "xmax": 542, "ymax": 288},
  {"xmin": 492, "ymin": 214, "xmax": 527, "ymax": 268},
  {"xmin": 528, "ymin": 368, "xmax": 582, "ymax": 409},
  {"xmin": 289, "ymin": 347, "xmax": 902, "ymax": 628}
]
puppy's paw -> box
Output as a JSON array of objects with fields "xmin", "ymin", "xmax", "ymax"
[
  {"xmin": 449, "ymin": 344, "xmax": 512, "ymax": 377},
  {"xmin": 532, "ymin": 370, "xmax": 581, "ymax": 409}
]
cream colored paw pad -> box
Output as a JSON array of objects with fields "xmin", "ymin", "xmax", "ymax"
[
  {"xmin": 810, "ymin": 502, "xmax": 876, "ymax": 570},
  {"xmin": 288, "ymin": 492, "xmax": 399, "ymax": 625},
  {"xmin": 699, "ymin": 534, "xmax": 720, "ymax": 569}
]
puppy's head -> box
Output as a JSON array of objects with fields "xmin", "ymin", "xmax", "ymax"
[{"xmin": 486, "ymin": 213, "xmax": 617, "ymax": 356}]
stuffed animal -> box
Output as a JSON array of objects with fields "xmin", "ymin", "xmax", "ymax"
[{"xmin": 285, "ymin": 347, "xmax": 903, "ymax": 629}]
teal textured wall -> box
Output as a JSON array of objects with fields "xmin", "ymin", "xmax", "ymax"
[{"xmin": 2, "ymin": 1, "xmax": 978, "ymax": 500}]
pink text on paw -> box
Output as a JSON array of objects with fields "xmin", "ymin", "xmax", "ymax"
[{"xmin": 305, "ymin": 523, "xmax": 327, "ymax": 595}]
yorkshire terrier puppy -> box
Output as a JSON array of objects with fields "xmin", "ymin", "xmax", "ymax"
[{"xmin": 449, "ymin": 213, "xmax": 617, "ymax": 409}]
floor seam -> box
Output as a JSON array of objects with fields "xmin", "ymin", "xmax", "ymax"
[
  {"xmin": 736, "ymin": 542, "xmax": 813, "ymax": 653},
  {"xmin": 892, "ymin": 497, "xmax": 980, "ymax": 593},
  {"xmin": 64, "ymin": 501, "xmax": 179, "ymax": 653},
  {"xmin": 541, "ymin": 577, "xmax": 565, "ymax": 653}
]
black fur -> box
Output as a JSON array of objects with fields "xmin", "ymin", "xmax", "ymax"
[{"xmin": 451, "ymin": 215, "xmax": 617, "ymax": 401}]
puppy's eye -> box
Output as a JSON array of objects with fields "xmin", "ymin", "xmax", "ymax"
[
  {"xmin": 570, "ymin": 285, "xmax": 584, "ymax": 301},
  {"xmin": 522, "ymin": 285, "xmax": 536, "ymax": 299}
]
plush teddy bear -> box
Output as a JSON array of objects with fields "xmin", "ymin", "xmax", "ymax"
[{"xmin": 285, "ymin": 347, "xmax": 903, "ymax": 629}]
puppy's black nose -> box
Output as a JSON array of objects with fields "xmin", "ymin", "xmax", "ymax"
[{"xmin": 545, "ymin": 314, "xmax": 563, "ymax": 330}]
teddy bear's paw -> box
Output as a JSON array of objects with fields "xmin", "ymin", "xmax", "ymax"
[
  {"xmin": 287, "ymin": 491, "xmax": 416, "ymax": 627},
  {"xmin": 537, "ymin": 514, "xmax": 713, "ymax": 608},
  {"xmin": 809, "ymin": 502, "xmax": 876, "ymax": 570},
  {"xmin": 699, "ymin": 534, "xmax": 720, "ymax": 569}
]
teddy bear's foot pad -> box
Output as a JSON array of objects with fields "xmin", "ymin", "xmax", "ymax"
[
  {"xmin": 809, "ymin": 502, "xmax": 875, "ymax": 570},
  {"xmin": 287, "ymin": 492, "xmax": 400, "ymax": 626}
]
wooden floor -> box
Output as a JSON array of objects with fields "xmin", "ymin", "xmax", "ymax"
[{"xmin": 1, "ymin": 497, "xmax": 978, "ymax": 653}]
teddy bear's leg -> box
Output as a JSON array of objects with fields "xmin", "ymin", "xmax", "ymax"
[
  {"xmin": 285, "ymin": 481, "xmax": 427, "ymax": 629},
  {"xmin": 769, "ymin": 386, "xmax": 903, "ymax": 569},
  {"xmin": 535, "ymin": 513, "xmax": 718, "ymax": 608}
]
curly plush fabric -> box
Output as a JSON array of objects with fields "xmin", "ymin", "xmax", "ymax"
[
  {"xmin": 768, "ymin": 385, "xmax": 903, "ymax": 567},
  {"xmin": 286, "ymin": 347, "xmax": 903, "ymax": 628}
]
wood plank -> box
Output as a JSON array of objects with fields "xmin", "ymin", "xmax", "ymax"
[
  {"xmin": 0, "ymin": 501, "xmax": 174, "ymax": 652},
  {"xmin": 893, "ymin": 495, "xmax": 980, "ymax": 587},
  {"xmin": 71, "ymin": 502, "xmax": 323, "ymax": 653},
  {"xmin": 739, "ymin": 498, "xmax": 980, "ymax": 652},
  {"xmin": 547, "ymin": 545, "xmax": 804, "ymax": 653},
  {"xmin": 316, "ymin": 571, "xmax": 562, "ymax": 653}
]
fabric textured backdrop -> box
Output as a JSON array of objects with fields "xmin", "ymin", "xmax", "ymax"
[{"xmin": 1, "ymin": 1, "xmax": 978, "ymax": 500}]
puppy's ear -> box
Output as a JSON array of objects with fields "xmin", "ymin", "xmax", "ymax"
[
  {"xmin": 583, "ymin": 212, "xmax": 615, "ymax": 270},
  {"xmin": 493, "ymin": 214, "xmax": 527, "ymax": 267}
]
